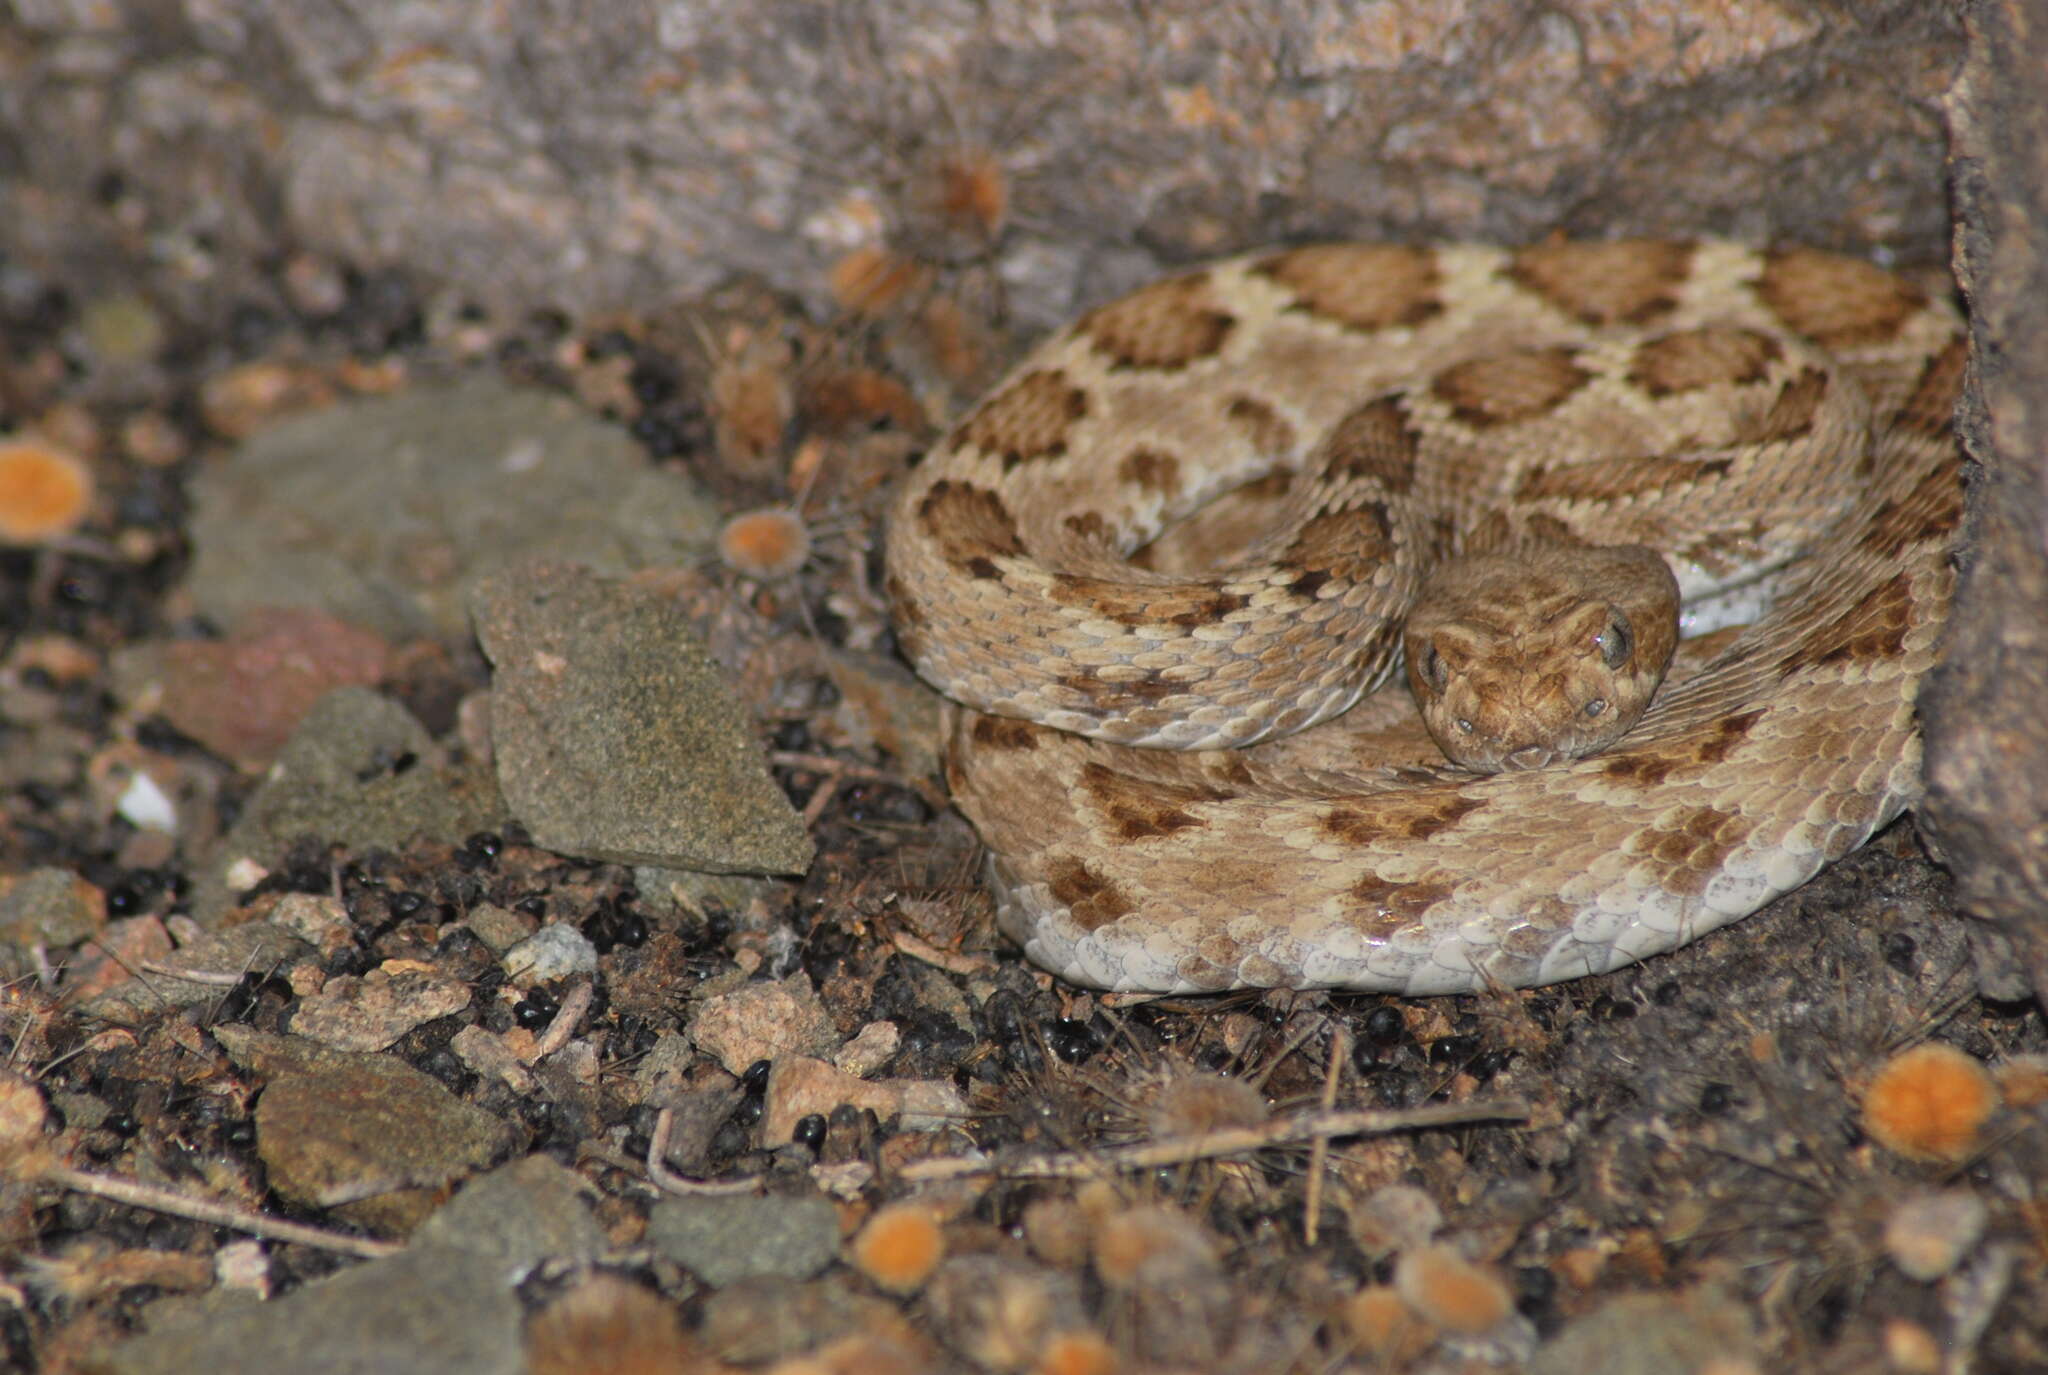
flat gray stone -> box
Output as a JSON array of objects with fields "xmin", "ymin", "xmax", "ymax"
[
  {"xmin": 472, "ymin": 561, "xmax": 812, "ymax": 874},
  {"xmin": 99, "ymin": 1244, "xmax": 522, "ymax": 1375},
  {"xmin": 413, "ymin": 1155, "xmax": 605, "ymax": 1276},
  {"xmin": 194, "ymin": 687, "xmax": 507, "ymax": 923},
  {"xmin": 646, "ymin": 1191, "xmax": 840, "ymax": 1287},
  {"xmin": 186, "ymin": 378, "xmax": 719, "ymax": 641}
]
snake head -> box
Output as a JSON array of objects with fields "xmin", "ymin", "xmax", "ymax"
[{"xmin": 1403, "ymin": 544, "xmax": 1680, "ymax": 773}]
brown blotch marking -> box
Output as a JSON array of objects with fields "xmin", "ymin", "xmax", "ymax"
[
  {"xmin": 1893, "ymin": 333, "xmax": 1968, "ymax": 439},
  {"xmin": 917, "ymin": 479, "xmax": 1024, "ymax": 578},
  {"xmin": 1078, "ymin": 762, "xmax": 1235, "ymax": 841},
  {"xmin": 1077, "ymin": 274, "xmax": 1236, "ymax": 370},
  {"xmin": 1253, "ymin": 244, "xmax": 1444, "ymax": 331},
  {"xmin": 1045, "ymin": 855, "xmax": 1137, "ymax": 930},
  {"xmin": 1787, "ymin": 573, "xmax": 1918, "ymax": 673},
  {"xmin": 1223, "ymin": 395, "xmax": 1297, "ymax": 455},
  {"xmin": 1644, "ymin": 805, "xmax": 1743, "ymax": 886},
  {"xmin": 1515, "ymin": 454, "xmax": 1731, "ymax": 502},
  {"xmin": 1117, "ymin": 447, "xmax": 1183, "ymax": 498},
  {"xmin": 1284, "ymin": 502, "xmax": 1394, "ymax": 576},
  {"xmin": 1604, "ymin": 709, "xmax": 1764, "ymax": 783},
  {"xmin": 1690, "ymin": 708, "xmax": 1766, "ymax": 766},
  {"xmin": 1318, "ymin": 397, "xmax": 1421, "ymax": 492},
  {"xmin": 952, "ymin": 368, "xmax": 1088, "ymax": 469},
  {"xmin": 1600, "ymin": 749, "xmax": 1678, "ymax": 787},
  {"xmin": 1321, "ymin": 792, "xmax": 1487, "ymax": 845},
  {"xmin": 1755, "ymin": 249, "xmax": 1926, "ymax": 350},
  {"xmin": 968, "ymin": 715, "xmax": 1040, "ymax": 751},
  {"xmin": 1629, "ymin": 325, "xmax": 1782, "ymax": 396},
  {"xmin": 1056, "ymin": 668, "xmax": 1182, "ymax": 704},
  {"xmin": 1507, "ymin": 238, "xmax": 1695, "ymax": 325},
  {"xmin": 1859, "ymin": 461, "xmax": 1963, "ymax": 562},
  {"xmin": 1064, "ymin": 511, "xmax": 1114, "ymax": 543},
  {"xmin": 1432, "ymin": 346, "xmax": 1593, "ymax": 428},
  {"xmin": 1349, "ymin": 873, "xmax": 1458, "ymax": 923},
  {"xmin": 1047, "ymin": 572, "xmax": 1250, "ymax": 629},
  {"xmin": 1730, "ymin": 366, "xmax": 1829, "ymax": 447}
]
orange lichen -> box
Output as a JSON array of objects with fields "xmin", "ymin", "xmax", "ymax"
[
  {"xmin": 830, "ymin": 246, "xmax": 927, "ymax": 316},
  {"xmin": 0, "ymin": 440, "xmax": 93, "ymax": 544},
  {"xmin": 1393, "ymin": 1244, "xmax": 1513, "ymax": 1334},
  {"xmin": 849, "ymin": 1202, "xmax": 945, "ymax": 1294},
  {"xmin": 1036, "ymin": 1329, "xmax": 1118, "ymax": 1375},
  {"xmin": 1862, "ymin": 1042, "xmax": 1999, "ymax": 1162},
  {"xmin": 1341, "ymin": 1284, "xmax": 1432, "ymax": 1360},
  {"xmin": 718, "ymin": 507, "xmax": 811, "ymax": 580}
]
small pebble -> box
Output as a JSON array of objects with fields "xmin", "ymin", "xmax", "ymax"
[
  {"xmin": 503, "ymin": 922, "xmax": 599, "ymax": 985},
  {"xmin": 1884, "ymin": 1189, "xmax": 1988, "ymax": 1281}
]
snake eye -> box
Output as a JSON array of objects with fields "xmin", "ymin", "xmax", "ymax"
[
  {"xmin": 1420, "ymin": 643, "xmax": 1449, "ymax": 694},
  {"xmin": 1584, "ymin": 698, "xmax": 1607, "ymax": 718},
  {"xmin": 1455, "ymin": 718, "xmax": 1475, "ymax": 734},
  {"xmin": 1594, "ymin": 611, "xmax": 1633, "ymax": 669}
]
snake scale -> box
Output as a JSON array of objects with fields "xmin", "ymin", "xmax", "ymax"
[{"xmin": 884, "ymin": 239, "xmax": 1965, "ymax": 994}]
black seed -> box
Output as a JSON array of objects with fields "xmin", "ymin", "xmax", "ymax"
[
  {"xmin": 1362, "ymin": 1004, "xmax": 1408, "ymax": 1047},
  {"xmin": 1046, "ymin": 1017, "xmax": 1102, "ymax": 1064},
  {"xmin": 1428, "ymin": 1033, "xmax": 1481, "ymax": 1067},
  {"xmin": 793, "ymin": 1114, "xmax": 828, "ymax": 1152}
]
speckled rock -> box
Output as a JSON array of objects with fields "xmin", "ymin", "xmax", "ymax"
[
  {"xmin": 688, "ymin": 975, "xmax": 840, "ymax": 1076},
  {"xmin": 215, "ymin": 1026, "xmax": 517, "ymax": 1237},
  {"xmin": 472, "ymin": 561, "xmax": 812, "ymax": 874},
  {"xmin": 289, "ymin": 960, "xmax": 473, "ymax": 1053}
]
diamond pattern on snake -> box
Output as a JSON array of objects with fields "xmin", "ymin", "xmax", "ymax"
[{"xmin": 884, "ymin": 239, "xmax": 1965, "ymax": 994}]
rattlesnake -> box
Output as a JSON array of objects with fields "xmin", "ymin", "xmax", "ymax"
[{"xmin": 884, "ymin": 239, "xmax": 1965, "ymax": 994}]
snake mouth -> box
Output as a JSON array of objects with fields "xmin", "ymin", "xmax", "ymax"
[{"xmin": 1502, "ymin": 745, "xmax": 1558, "ymax": 771}]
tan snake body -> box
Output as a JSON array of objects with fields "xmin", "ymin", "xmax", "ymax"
[{"xmin": 884, "ymin": 239, "xmax": 1965, "ymax": 994}]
